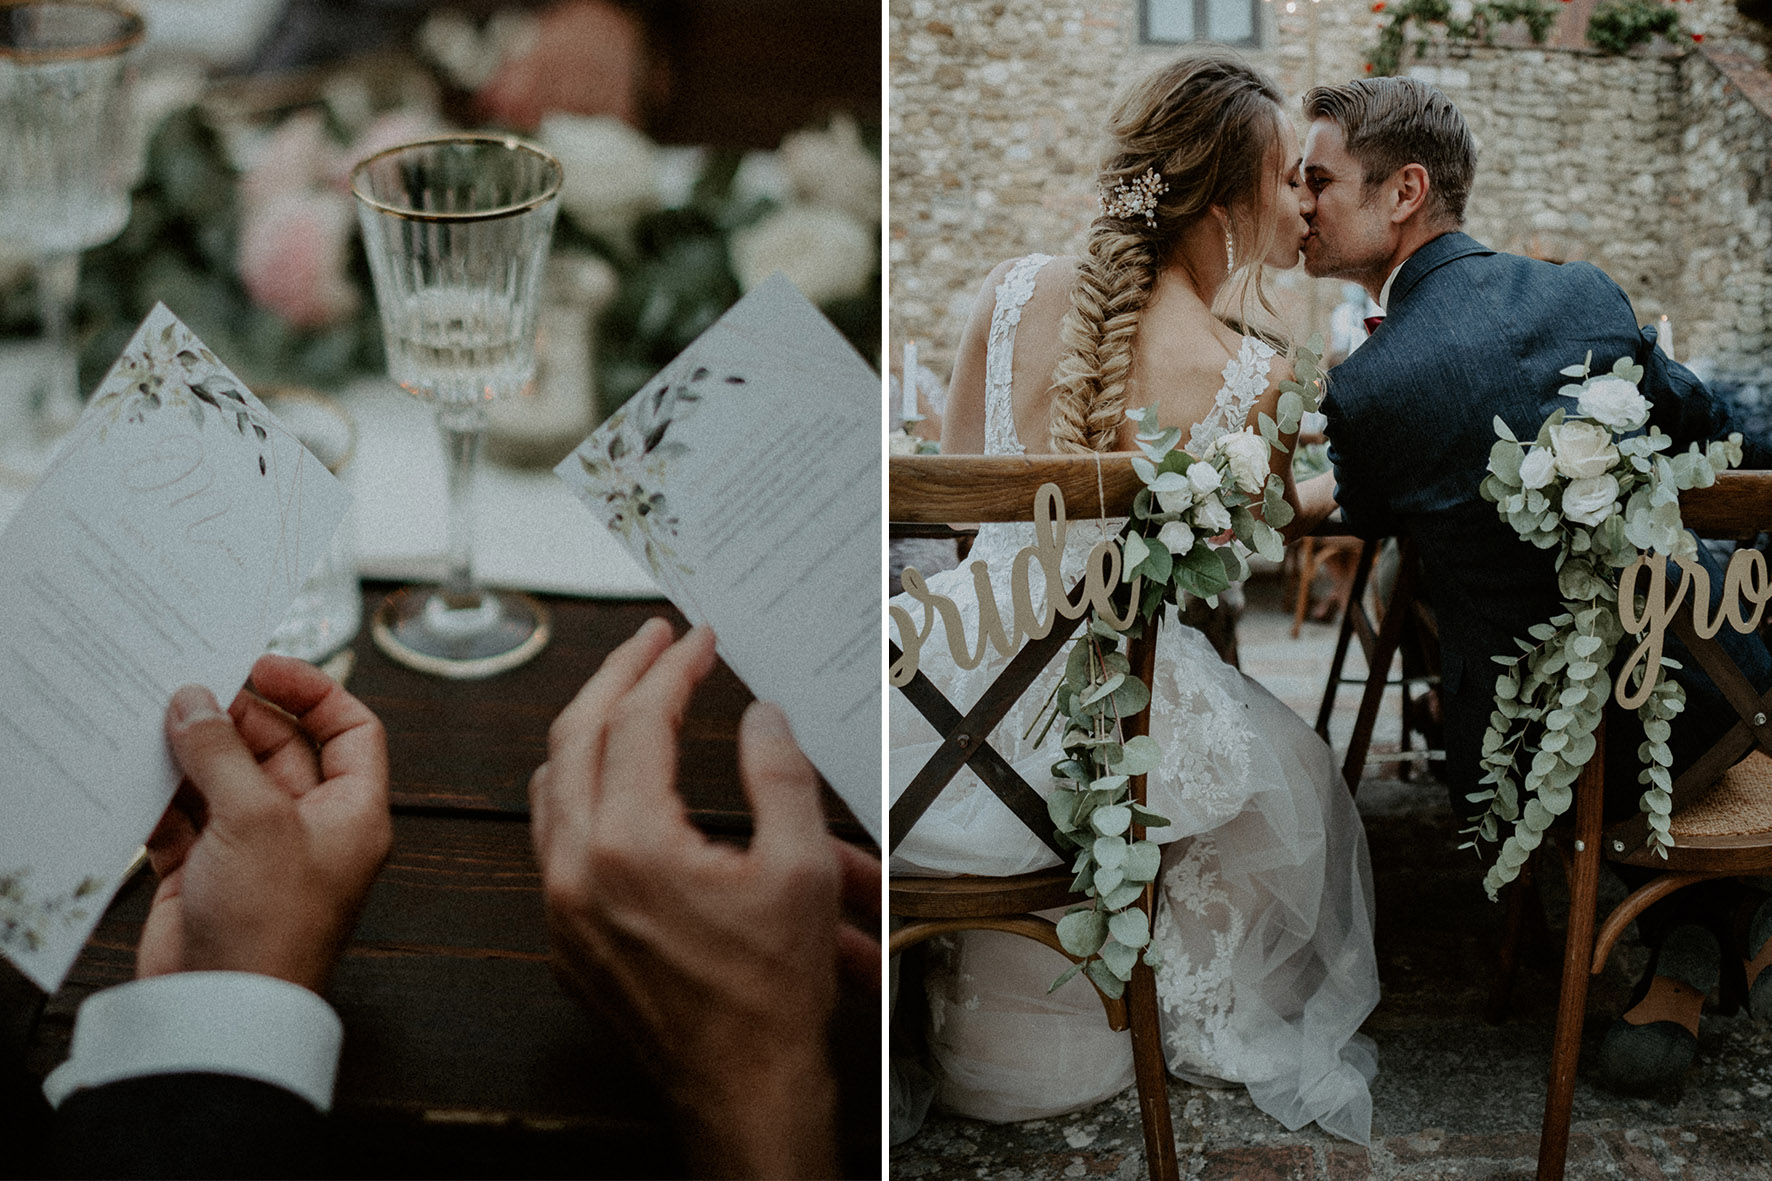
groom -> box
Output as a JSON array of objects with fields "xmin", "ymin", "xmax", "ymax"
[{"xmin": 1294, "ymin": 74, "xmax": 1772, "ymax": 1091}]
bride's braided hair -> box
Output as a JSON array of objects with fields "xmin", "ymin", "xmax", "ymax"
[{"xmin": 1049, "ymin": 51, "xmax": 1287, "ymax": 454}]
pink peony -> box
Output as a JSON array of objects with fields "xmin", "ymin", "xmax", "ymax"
[{"xmin": 238, "ymin": 189, "xmax": 359, "ymax": 329}]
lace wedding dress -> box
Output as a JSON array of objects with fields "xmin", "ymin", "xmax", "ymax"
[{"xmin": 890, "ymin": 254, "xmax": 1381, "ymax": 1145}]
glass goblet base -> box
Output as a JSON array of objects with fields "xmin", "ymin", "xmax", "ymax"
[{"xmin": 371, "ymin": 585, "xmax": 550, "ymax": 679}]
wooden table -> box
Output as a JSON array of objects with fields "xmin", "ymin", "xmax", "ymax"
[{"xmin": 2, "ymin": 585, "xmax": 879, "ymax": 1178}]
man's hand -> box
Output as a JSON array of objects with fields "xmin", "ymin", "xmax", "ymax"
[
  {"xmin": 529, "ymin": 619, "xmax": 879, "ymax": 1179},
  {"xmin": 139, "ymin": 655, "xmax": 391, "ymax": 993}
]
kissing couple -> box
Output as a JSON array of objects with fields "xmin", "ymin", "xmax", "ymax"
[{"xmin": 889, "ymin": 48, "xmax": 1772, "ymax": 1146}]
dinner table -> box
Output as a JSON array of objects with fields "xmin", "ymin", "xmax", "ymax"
[{"xmin": 0, "ymin": 583, "xmax": 880, "ymax": 1179}]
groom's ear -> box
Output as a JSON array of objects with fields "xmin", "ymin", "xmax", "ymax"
[{"xmin": 1386, "ymin": 163, "xmax": 1432, "ymax": 225}]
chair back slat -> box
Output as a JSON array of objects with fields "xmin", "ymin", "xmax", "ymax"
[
  {"xmin": 1679, "ymin": 471, "xmax": 1772, "ymax": 536},
  {"xmin": 891, "ymin": 454, "xmax": 1144, "ymax": 522}
]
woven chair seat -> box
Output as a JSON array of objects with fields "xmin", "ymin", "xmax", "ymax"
[{"xmin": 1670, "ymin": 748, "xmax": 1772, "ymax": 838}]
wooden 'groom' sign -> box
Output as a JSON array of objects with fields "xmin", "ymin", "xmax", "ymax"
[{"xmin": 1615, "ymin": 548, "xmax": 1772, "ymax": 707}]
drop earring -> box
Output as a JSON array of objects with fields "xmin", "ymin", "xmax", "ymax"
[{"xmin": 1224, "ymin": 228, "xmax": 1236, "ymax": 271}]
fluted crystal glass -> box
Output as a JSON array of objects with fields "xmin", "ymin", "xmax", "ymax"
[
  {"xmin": 351, "ymin": 134, "xmax": 562, "ymax": 678},
  {"xmin": 0, "ymin": 1, "xmax": 143, "ymax": 483}
]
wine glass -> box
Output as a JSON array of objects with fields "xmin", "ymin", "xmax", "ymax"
[
  {"xmin": 0, "ymin": 0, "xmax": 144, "ymax": 484},
  {"xmin": 351, "ymin": 134, "xmax": 562, "ymax": 678}
]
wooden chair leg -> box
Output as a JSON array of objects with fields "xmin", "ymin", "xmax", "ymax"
[
  {"xmin": 1315, "ymin": 539, "xmax": 1380, "ymax": 741},
  {"xmin": 1537, "ymin": 724, "xmax": 1608, "ymax": 1181},
  {"xmin": 1126, "ymin": 958, "xmax": 1179, "ymax": 1181},
  {"xmin": 1340, "ymin": 550, "xmax": 1415, "ymax": 789},
  {"xmin": 1291, "ymin": 537, "xmax": 1319, "ymax": 639}
]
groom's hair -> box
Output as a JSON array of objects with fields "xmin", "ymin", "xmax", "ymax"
[{"xmin": 1304, "ymin": 77, "xmax": 1476, "ymax": 227}]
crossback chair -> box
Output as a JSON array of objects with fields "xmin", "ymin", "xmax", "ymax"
[
  {"xmin": 888, "ymin": 453, "xmax": 1179, "ymax": 1181},
  {"xmin": 1313, "ymin": 534, "xmax": 1444, "ymax": 789},
  {"xmin": 1508, "ymin": 470, "xmax": 1772, "ymax": 1180}
]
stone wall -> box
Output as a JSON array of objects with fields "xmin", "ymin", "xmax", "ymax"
[
  {"xmin": 1677, "ymin": 46, "xmax": 1772, "ymax": 403},
  {"xmin": 890, "ymin": 1, "xmax": 1772, "ymax": 406}
]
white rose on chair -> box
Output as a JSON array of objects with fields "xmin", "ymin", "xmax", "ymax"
[
  {"xmin": 1207, "ymin": 430, "xmax": 1270, "ymax": 495},
  {"xmin": 1518, "ymin": 445, "xmax": 1557, "ymax": 490},
  {"xmin": 1185, "ymin": 460, "xmax": 1222, "ymax": 499},
  {"xmin": 1156, "ymin": 519, "xmax": 1196, "ymax": 558},
  {"xmin": 1560, "ymin": 474, "xmax": 1621, "ymax": 527},
  {"xmin": 729, "ymin": 206, "xmax": 874, "ymax": 306},
  {"xmin": 1577, "ymin": 376, "xmax": 1651, "ymax": 433},
  {"xmin": 1193, "ymin": 494, "xmax": 1232, "ymax": 534},
  {"xmin": 1548, "ymin": 420, "xmax": 1619, "ymax": 480}
]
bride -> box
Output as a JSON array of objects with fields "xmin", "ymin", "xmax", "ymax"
[{"xmin": 890, "ymin": 50, "xmax": 1380, "ymax": 1145}]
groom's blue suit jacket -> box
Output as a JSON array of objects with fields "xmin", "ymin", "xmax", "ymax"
[{"xmin": 1321, "ymin": 231, "xmax": 1771, "ymax": 801}]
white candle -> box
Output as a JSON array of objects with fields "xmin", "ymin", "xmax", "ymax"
[
  {"xmin": 1658, "ymin": 315, "xmax": 1674, "ymax": 360},
  {"xmin": 902, "ymin": 339, "xmax": 919, "ymax": 421}
]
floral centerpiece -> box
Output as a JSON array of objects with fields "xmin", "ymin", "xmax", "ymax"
[
  {"xmin": 1, "ymin": 60, "xmax": 879, "ymax": 419},
  {"xmin": 1467, "ymin": 353, "xmax": 1744, "ymax": 897},
  {"xmin": 1041, "ymin": 339, "xmax": 1326, "ymax": 996}
]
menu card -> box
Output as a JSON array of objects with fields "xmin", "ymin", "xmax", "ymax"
[
  {"xmin": 556, "ymin": 274, "xmax": 881, "ymax": 841},
  {"xmin": 0, "ymin": 306, "xmax": 350, "ymax": 992}
]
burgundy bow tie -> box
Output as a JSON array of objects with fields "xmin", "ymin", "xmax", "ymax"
[{"xmin": 1363, "ymin": 315, "xmax": 1386, "ymax": 336}]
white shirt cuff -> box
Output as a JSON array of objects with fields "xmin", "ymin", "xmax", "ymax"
[{"xmin": 43, "ymin": 972, "xmax": 343, "ymax": 1113}]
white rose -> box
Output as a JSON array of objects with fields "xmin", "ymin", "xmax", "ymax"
[
  {"xmin": 1519, "ymin": 446, "xmax": 1556, "ymax": 490},
  {"xmin": 1194, "ymin": 495, "xmax": 1232, "ymax": 534},
  {"xmin": 1578, "ymin": 376, "xmax": 1651, "ymax": 433},
  {"xmin": 729, "ymin": 205, "xmax": 875, "ymax": 306},
  {"xmin": 1185, "ymin": 461, "xmax": 1222, "ymax": 498},
  {"xmin": 1549, "ymin": 420, "xmax": 1619, "ymax": 480},
  {"xmin": 1156, "ymin": 520, "xmax": 1196, "ymax": 558},
  {"xmin": 1209, "ymin": 431, "xmax": 1270, "ymax": 494},
  {"xmin": 1155, "ymin": 489, "xmax": 1191, "ymax": 514},
  {"xmin": 539, "ymin": 114, "xmax": 660, "ymax": 239},
  {"xmin": 778, "ymin": 114, "xmax": 880, "ymax": 223},
  {"xmin": 1562, "ymin": 474, "xmax": 1620, "ymax": 527},
  {"xmin": 1449, "ymin": 0, "xmax": 1476, "ymax": 22}
]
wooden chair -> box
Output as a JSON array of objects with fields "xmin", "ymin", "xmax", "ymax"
[
  {"xmin": 1513, "ymin": 470, "xmax": 1772, "ymax": 1180},
  {"xmin": 1312, "ymin": 533, "xmax": 1444, "ymax": 789},
  {"xmin": 888, "ymin": 453, "xmax": 1180, "ymax": 1181}
]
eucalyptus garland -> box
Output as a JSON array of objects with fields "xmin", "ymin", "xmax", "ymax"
[
  {"xmin": 1466, "ymin": 352, "xmax": 1743, "ymax": 898},
  {"xmin": 1041, "ymin": 340, "xmax": 1328, "ymax": 997}
]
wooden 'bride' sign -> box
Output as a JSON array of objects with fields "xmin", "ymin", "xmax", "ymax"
[
  {"xmin": 1615, "ymin": 548, "xmax": 1771, "ymax": 708},
  {"xmin": 889, "ymin": 484, "xmax": 1138, "ymax": 687}
]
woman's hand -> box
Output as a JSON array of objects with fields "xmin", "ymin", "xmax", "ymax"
[{"xmin": 138, "ymin": 655, "xmax": 390, "ymax": 993}]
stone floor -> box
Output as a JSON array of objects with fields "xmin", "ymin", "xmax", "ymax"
[{"xmin": 891, "ymin": 573, "xmax": 1772, "ymax": 1180}]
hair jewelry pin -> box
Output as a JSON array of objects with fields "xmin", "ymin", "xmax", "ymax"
[{"xmin": 1099, "ymin": 167, "xmax": 1169, "ymax": 228}]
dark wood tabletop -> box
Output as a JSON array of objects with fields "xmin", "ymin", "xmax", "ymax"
[{"xmin": 3, "ymin": 585, "xmax": 880, "ymax": 1179}]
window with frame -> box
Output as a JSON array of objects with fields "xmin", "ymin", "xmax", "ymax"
[{"xmin": 1141, "ymin": 0, "xmax": 1262, "ymax": 47}]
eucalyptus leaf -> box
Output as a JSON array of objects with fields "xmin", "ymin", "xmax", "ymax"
[
  {"xmin": 1113, "ymin": 734, "xmax": 1162, "ymax": 776},
  {"xmin": 1056, "ymin": 908, "xmax": 1108, "ymax": 958},
  {"xmin": 1091, "ymin": 804, "xmax": 1132, "ymax": 837},
  {"xmin": 1107, "ymin": 905, "xmax": 1151, "ymax": 949},
  {"xmin": 1099, "ymin": 938, "xmax": 1139, "ymax": 979},
  {"xmin": 1084, "ymin": 959, "xmax": 1126, "ymax": 998}
]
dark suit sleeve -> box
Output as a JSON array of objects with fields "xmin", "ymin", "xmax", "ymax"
[
  {"xmin": 1321, "ymin": 387, "xmax": 1399, "ymax": 540},
  {"xmin": 1635, "ymin": 326, "xmax": 1772, "ymax": 470},
  {"xmin": 50, "ymin": 1073, "xmax": 326, "ymax": 1179}
]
